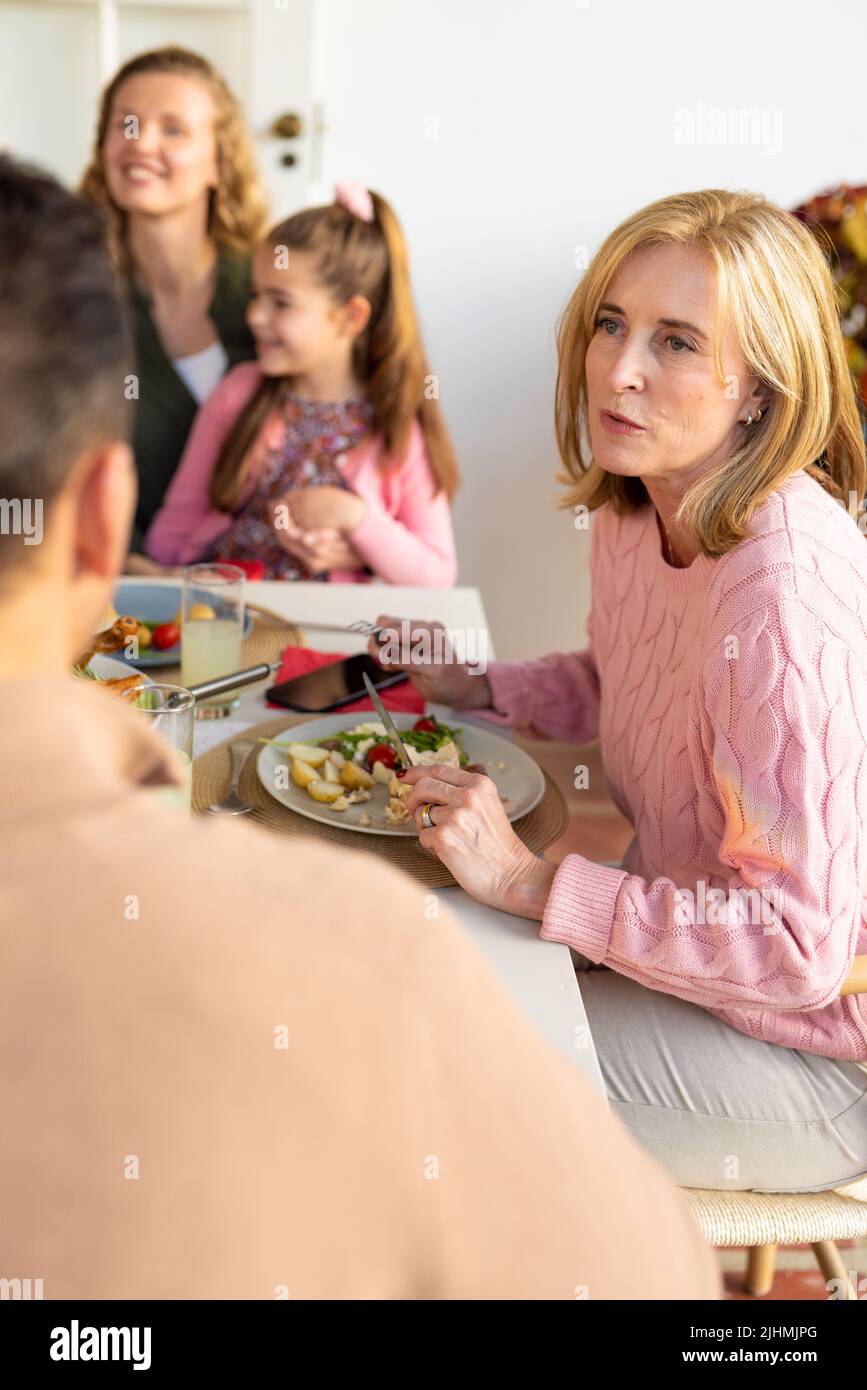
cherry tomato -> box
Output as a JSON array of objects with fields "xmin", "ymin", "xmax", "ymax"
[
  {"xmin": 151, "ymin": 621, "xmax": 181, "ymax": 651},
  {"xmin": 413, "ymin": 717, "xmax": 437, "ymax": 732},
  {"xmin": 367, "ymin": 743, "xmax": 397, "ymax": 770}
]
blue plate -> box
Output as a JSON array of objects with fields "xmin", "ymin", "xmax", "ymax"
[{"xmin": 112, "ymin": 581, "xmax": 253, "ymax": 669}]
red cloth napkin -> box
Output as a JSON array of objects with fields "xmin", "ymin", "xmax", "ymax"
[
  {"xmin": 267, "ymin": 646, "xmax": 425, "ymax": 713},
  {"xmin": 212, "ymin": 557, "xmax": 266, "ymax": 582}
]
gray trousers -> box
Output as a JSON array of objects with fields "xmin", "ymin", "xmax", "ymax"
[{"xmin": 574, "ymin": 955, "xmax": 867, "ymax": 1193}]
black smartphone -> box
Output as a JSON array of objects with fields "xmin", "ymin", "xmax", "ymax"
[{"xmin": 266, "ymin": 653, "xmax": 409, "ymax": 713}]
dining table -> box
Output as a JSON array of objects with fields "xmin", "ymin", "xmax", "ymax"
[{"xmin": 127, "ymin": 575, "xmax": 607, "ymax": 1102}]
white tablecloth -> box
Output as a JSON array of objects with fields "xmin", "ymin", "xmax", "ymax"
[{"xmin": 133, "ymin": 577, "xmax": 606, "ymax": 1099}]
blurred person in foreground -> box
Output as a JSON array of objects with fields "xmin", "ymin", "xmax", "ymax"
[{"xmin": 0, "ymin": 156, "xmax": 718, "ymax": 1301}]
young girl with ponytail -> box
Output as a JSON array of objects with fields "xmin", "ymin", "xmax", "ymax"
[{"xmin": 144, "ymin": 183, "xmax": 459, "ymax": 584}]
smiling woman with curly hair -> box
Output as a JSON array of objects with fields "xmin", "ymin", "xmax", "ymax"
[{"xmin": 80, "ymin": 46, "xmax": 268, "ymax": 557}]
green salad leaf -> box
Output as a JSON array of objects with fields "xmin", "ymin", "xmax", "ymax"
[
  {"xmin": 326, "ymin": 721, "xmax": 467, "ymax": 765},
  {"xmin": 258, "ymin": 720, "xmax": 469, "ymax": 767}
]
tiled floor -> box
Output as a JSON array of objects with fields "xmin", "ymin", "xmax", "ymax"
[
  {"xmin": 720, "ymin": 1243, "xmax": 866, "ymax": 1299},
  {"xmin": 519, "ymin": 734, "xmax": 867, "ymax": 1300},
  {"xmin": 724, "ymin": 1268, "xmax": 859, "ymax": 1299}
]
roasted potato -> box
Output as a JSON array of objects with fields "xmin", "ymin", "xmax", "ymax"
[
  {"xmin": 340, "ymin": 761, "xmax": 375, "ymax": 791},
  {"xmin": 307, "ymin": 778, "xmax": 350, "ymax": 805},
  {"xmin": 291, "ymin": 759, "xmax": 319, "ymax": 789},
  {"xmin": 287, "ymin": 742, "xmax": 330, "ymax": 768}
]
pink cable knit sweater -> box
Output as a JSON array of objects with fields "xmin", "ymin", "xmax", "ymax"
[{"xmin": 479, "ymin": 469, "xmax": 867, "ymax": 1062}]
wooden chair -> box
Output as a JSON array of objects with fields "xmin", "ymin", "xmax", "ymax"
[
  {"xmin": 595, "ymin": 860, "xmax": 867, "ymax": 1296},
  {"xmin": 683, "ymin": 1186, "xmax": 867, "ymax": 1299},
  {"xmin": 684, "ymin": 954, "xmax": 867, "ymax": 1300}
]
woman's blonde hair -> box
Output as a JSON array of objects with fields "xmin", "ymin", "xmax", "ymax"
[
  {"xmin": 79, "ymin": 45, "xmax": 268, "ymax": 270},
  {"xmin": 555, "ymin": 188, "xmax": 867, "ymax": 554},
  {"xmin": 210, "ymin": 191, "xmax": 460, "ymax": 512}
]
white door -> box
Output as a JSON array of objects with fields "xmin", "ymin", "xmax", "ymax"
[{"xmin": 0, "ymin": 0, "xmax": 318, "ymax": 218}]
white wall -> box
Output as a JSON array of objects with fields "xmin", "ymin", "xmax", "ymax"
[{"xmin": 311, "ymin": 0, "xmax": 867, "ymax": 658}]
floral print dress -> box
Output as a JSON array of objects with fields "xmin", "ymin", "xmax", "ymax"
[{"xmin": 210, "ymin": 390, "xmax": 374, "ymax": 580}]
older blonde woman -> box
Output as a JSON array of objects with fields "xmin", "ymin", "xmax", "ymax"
[
  {"xmin": 80, "ymin": 46, "xmax": 268, "ymax": 556},
  {"xmin": 371, "ymin": 189, "xmax": 867, "ymax": 1194}
]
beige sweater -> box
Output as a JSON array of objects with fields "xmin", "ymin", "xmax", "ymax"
[{"xmin": 0, "ymin": 676, "xmax": 720, "ymax": 1299}]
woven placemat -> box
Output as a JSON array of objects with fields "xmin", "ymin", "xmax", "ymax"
[
  {"xmin": 192, "ymin": 714, "xmax": 568, "ymax": 887},
  {"xmin": 157, "ymin": 602, "xmax": 304, "ymax": 684}
]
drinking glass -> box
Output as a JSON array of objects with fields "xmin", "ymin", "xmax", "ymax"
[
  {"xmin": 180, "ymin": 563, "xmax": 246, "ymax": 717},
  {"xmin": 123, "ymin": 683, "xmax": 195, "ymax": 812}
]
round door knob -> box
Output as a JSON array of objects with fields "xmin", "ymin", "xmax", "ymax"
[{"xmin": 272, "ymin": 112, "xmax": 303, "ymax": 139}]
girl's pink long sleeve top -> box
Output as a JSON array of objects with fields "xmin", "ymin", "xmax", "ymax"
[
  {"xmin": 477, "ymin": 471, "xmax": 867, "ymax": 1062},
  {"xmin": 144, "ymin": 362, "xmax": 458, "ymax": 586}
]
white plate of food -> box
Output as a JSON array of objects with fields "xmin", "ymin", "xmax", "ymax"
[
  {"xmin": 256, "ymin": 712, "xmax": 546, "ymax": 836},
  {"xmin": 110, "ymin": 581, "xmax": 253, "ymax": 669},
  {"xmin": 82, "ymin": 653, "xmax": 155, "ymax": 693},
  {"xmin": 73, "ymin": 609, "xmax": 157, "ymax": 697}
]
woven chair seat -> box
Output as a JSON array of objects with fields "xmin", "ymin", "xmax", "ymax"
[{"xmin": 683, "ymin": 1187, "xmax": 867, "ymax": 1248}]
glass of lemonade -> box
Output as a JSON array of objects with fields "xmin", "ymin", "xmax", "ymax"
[
  {"xmin": 180, "ymin": 563, "xmax": 245, "ymax": 717},
  {"xmin": 123, "ymin": 684, "xmax": 195, "ymax": 812}
]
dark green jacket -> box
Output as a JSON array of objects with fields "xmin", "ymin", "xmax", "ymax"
[{"xmin": 127, "ymin": 252, "xmax": 256, "ymax": 551}]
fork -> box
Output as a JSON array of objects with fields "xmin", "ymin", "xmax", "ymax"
[
  {"xmin": 206, "ymin": 738, "xmax": 256, "ymax": 816},
  {"xmin": 293, "ymin": 619, "xmax": 387, "ymax": 641}
]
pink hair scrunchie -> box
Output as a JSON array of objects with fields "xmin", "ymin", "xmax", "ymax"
[{"xmin": 334, "ymin": 181, "xmax": 375, "ymax": 223}]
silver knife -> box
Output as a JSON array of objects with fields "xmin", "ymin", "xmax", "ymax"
[{"xmin": 362, "ymin": 672, "xmax": 413, "ymax": 770}]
